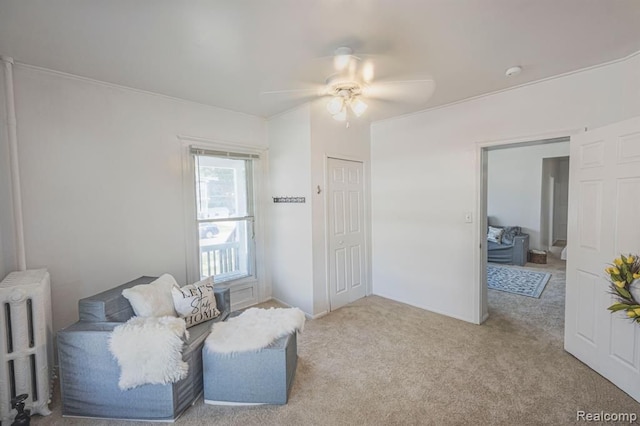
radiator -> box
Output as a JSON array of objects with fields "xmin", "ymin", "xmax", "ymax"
[{"xmin": 0, "ymin": 269, "xmax": 53, "ymax": 423}]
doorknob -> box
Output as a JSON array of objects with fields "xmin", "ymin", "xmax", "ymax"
[{"xmin": 339, "ymin": 240, "xmax": 344, "ymax": 245}]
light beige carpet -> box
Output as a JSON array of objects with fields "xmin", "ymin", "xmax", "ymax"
[{"xmin": 34, "ymin": 262, "xmax": 640, "ymax": 425}]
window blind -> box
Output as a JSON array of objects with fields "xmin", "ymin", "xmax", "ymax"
[{"xmin": 190, "ymin": 147, "xmax": 259, "ymax": 160}]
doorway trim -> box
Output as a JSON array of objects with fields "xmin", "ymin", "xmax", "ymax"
[{"xmin": 473, "ymin": 128, "xmax": 582, "ymax": 324}]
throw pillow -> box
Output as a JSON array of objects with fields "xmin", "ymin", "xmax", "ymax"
[
  {"xmin": 171, "ymin": 277, "xmax": 221, "ymax": 328},
  {"xmin": 122, "ymin": 274, "xmax": 178, "ymax": 318},
  {"xmin": 487, "ymin": 226, "xmax": 505, "ymax": 244}
]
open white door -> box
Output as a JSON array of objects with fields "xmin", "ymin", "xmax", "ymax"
[{"xmin": 565, "ymin": 115, "xmax": 640, "ymax": 402}]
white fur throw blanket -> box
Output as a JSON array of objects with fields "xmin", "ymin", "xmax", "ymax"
[
  {"xmin": 205, "ymin": 307, "xmax": 305, "ymax": 354},
  {"xmin": 109, "ymin": 316, "xmax": 189, "ymax": 390}
]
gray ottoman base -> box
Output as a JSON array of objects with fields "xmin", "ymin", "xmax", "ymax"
[{"xmin": 203, "ymin": 332, "xmax": 297, "ymax": 405}]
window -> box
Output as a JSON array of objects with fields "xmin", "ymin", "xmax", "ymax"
[{"xmin": 192, "ymin": 148, "xmax": 257, "ymax": 282}]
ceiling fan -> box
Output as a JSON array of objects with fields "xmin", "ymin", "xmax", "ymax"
[{"xmin": 262, "ymin": 47, "xmax": 436, "ymax": 122}]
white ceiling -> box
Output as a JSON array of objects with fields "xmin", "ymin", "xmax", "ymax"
[{"xmin": 1, "ymin": 0, "xmax": 640, "ymax": 121}]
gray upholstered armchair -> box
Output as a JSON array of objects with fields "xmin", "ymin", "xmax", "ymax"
[
  {"xmin": 57, "ymin": 276, "xmax": 230, "ymax": 421},
  {"xmin": 486, "ymin": 225, "xmax": 529, "ymax": 266}
]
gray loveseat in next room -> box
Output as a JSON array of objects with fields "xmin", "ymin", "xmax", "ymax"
[
  {"xmin": 56, "ymin": 276, "xmax": 230, "ymax": 422},
  {"xmin": 487, "ymin": 225, "xmax": 529, "ymax": 266}
]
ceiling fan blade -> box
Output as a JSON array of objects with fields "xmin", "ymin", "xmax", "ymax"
[
  {"xmin": 305, "ymin": 48, "xmax": 388, "ymax": 76},
  {"xmin": 260, "ymin": 84, "xmax": 328, "ymax": 102},
  {"xmin": 361, "ymin": 60, "xmax": 375, "ymax": 83},
  {"xmin": 261, "ymin": 88, "xmax": 321, "ymax": 96},
  {"xmin": 363, "ymin": 78, "xmax": 436, "ymax": 104}
]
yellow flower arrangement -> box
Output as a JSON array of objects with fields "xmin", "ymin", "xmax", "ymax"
[{"xmin": 606, "ymin": 254, "xmax": 640, "ymax": 323}]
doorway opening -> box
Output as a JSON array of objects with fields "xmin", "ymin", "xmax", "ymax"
[{"xmin": 479, "ymin": 136, "xmax": 570, "ymax": 335}]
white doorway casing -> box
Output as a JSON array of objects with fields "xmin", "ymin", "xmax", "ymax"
[
  {"xmin": 564, "ymin": 115, "xmax": 640, "ymax": 403},
  {"xmin": 476, "ymin": 131, "xmax": 576, "ymax": 324},
  {"xmin": 327, "ymin": 157, "xmax": 367, "ymax": 311}
]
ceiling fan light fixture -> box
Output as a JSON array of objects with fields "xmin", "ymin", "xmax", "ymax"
[
  {"xmin": 350, "ymin": 97, "xmax": 368, "ymax": 117},
  {"xmin": 332, "ymin": 109, "xmax": 347, "ymax": 122},
  {"xmin": 327, "ymin": 97, "xmax": 344, "ymax": 115},
  {"xmin": 334, "ymin": 55, "xmax": 350, "ymax": 72},
  {"xmin": 265, "ymin": 46, "xmax": 437, "ymax": 123}
]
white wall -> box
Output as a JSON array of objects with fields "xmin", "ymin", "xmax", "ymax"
[
  {"xmin": 12, "ymin": 65, "xmax": 267, "ymax": 332},
  {"xmin": 553, "ymin": 157, "xmax": 569, "ymax": 242},
  {"xmin": 541, "ymin": 156, "xmax": 570, "ymax": 249},
  {"xmin": 0, "ymin": 63, "xmax": 16, "ymax": 280},
  {"xmin": 309, "ymin": 99, "xmax": 371, "ymax": 316},
  {"xmin": 371, "ymin": 53, "xmax": 640, "ymax": 323},
  {"xmin": 267, "ymin": 104, "xmax": 314, "ymax": 315},
  {"xmin": 540, "ymin": 157, "xmax": 556, "ymax": 250},
  {"xmin": 487, "ymin": 141, "xmax": 570, "ymax": 250},
  {"xmin": 267, "ymin": 100, "xmax": 372, "ymax": 317}
]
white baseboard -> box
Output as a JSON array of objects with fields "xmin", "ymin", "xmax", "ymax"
[
  {"xmin": 267, "ymin": 297, "xmax": 318, "ymax": 319},
  {"xmin": 371, "ymin": 291, "xmax": 477, "ymax": 324},
  {"xmin": 310, "ymin": 310, "xmax": 328, "ymax": 319}
]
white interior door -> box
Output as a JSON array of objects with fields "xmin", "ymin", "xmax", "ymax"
[
  {"xmin": 327, "ymin": 157, "xmax": 366, "ymax": 310},
  {"xmin": 565, "ymin": 115, "xmax": 640, "ymax": 403}
]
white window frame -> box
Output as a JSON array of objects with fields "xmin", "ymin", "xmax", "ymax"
[
  {"xmin": 179, "ymin": 136, "xmax": 267, "ymax": 298},
  {"xmin": 194, "ymin": 151, "xmax": 255, "ymax": 282}
]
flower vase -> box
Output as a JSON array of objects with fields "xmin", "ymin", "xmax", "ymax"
[{"xmin": 630, "ymin": 279, "xmax": 640, "ymax": 304}]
